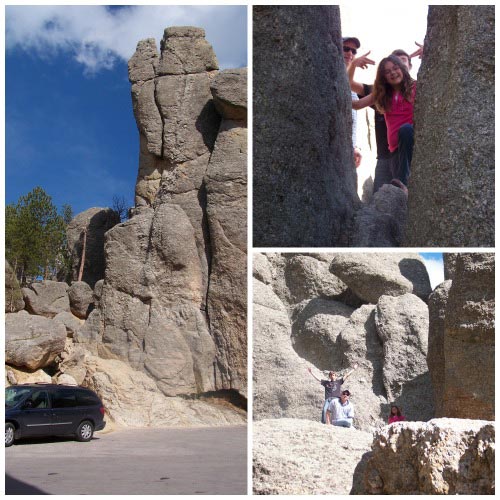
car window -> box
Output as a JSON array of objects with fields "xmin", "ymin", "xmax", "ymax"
[
  {"xmin": 76, "ymin": 390, "xmax": 100, "ymax": 406},
  {"xmin": 51, "ymin": 389, "xmax": 78, "ymax": 408},
  {"xmin": 5, "ymin": 387, "xmax": 32, "ymax": 408},
  {"xmin": 29, "ymin": 390, "xmax": 49, "ymax": 409}
]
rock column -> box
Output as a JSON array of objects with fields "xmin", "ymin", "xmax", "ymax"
[{"xmin": 405, "ymin": 5, "xmax": 494, "ymax": 246}]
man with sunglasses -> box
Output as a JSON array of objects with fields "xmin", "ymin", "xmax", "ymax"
[
  {"xmin": 342, "ymin": 36, "xmax": 362, "ymax": 149},
  {"xmin": 326, "ymin": 389, "xmax": 355, "ymax": 427}
]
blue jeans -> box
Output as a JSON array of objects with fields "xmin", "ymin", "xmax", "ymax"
[
  {"xmin": 322, "ymin": 398, "xmax": 333, "ymax": 424},
  {"xmin": 390, "ymin": 123, "xmax": 414, "ymax": 186},
  {"xmin": 333, "ymin": 419, "xmax": 352, "ymax": 428}
]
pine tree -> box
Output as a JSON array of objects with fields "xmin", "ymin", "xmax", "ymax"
[{"xmin": 5, "ymin": 187, "xmax": 71, "ymax": 285}]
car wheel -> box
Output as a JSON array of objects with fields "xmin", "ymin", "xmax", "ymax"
[
  {"xmin": 5, "ymin": 423, "xmax": 15, "ymax": 447},
  {"xmin": 76, "ymin": 420, "xmax": 94, "ymax": 442}
]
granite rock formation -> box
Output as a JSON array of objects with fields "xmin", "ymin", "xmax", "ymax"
[
  {"xmin": 4, "ymin": 26, "xmax": 247, "ymax": 429},
  {"xmin": 77, "ymin": 27, "xmax": 247, "ymax": 402},
  {"xmin": 426, "ymin": 280, "xmax": 452, "ymax": 416},
  {"xmin": 329, "ymin": 253, "xmax": 431, "ymax": 304},
  {"xmin": 405, "ymin": 5, "xmax": 494, "ymax": 247},
  {"xmin": 253, "ymin": 5, "xmax": 359, "ymax": 246},
  {"xmin": 253, "ymin": 253, "xmax": 435, "ymax": 430},
  {"xmin": 441, "ymin": 253, "xmax": 495, "ymax": 419},
  {"xmin": 363, "ymin": 419, "xmax": 495, "ymax": 494},
  {"xmin": 67, "ymin": 207, "xmax": 120, "ymax": 288}
]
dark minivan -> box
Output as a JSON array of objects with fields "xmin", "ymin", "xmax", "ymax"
[{"xmin": 5, "ymin": 384, "xmax": 106, "ymax": 447}]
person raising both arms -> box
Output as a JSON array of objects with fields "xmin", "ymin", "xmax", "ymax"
[{"xmin": 307, "ymin": 364, "xmax": 358, "ymax": 424}]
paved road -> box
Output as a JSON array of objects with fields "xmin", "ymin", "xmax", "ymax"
[{"xmin": 6, "ymin": 425, "xmax": 247, "ymax": 495}]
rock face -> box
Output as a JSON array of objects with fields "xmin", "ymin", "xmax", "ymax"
[
  {"xmin": 6, "ymin": 310, "xmax": 67, "ymax": 370},
  {"xmin": 67, "ymin": 207, "xmax": 120, "ymax": 288},
  {"xmin": 76, "ymin": 27, "xmax": 247, "ymax": 401},
  {"xmin": 5, "ymin": 260, "xmax": 24, "ymax": 313},
  {"xmin": 253, "ymin": 253, "xmax": 434, "ymax": 430},
  {"xmin": 329, "ymin": 253, "xmax": 432, "ymax": 304},
  {"xmin": 405, "ymin": 5, "xmax": 494, "ymax": 247},
  {"xmin": 205, "ymin": 68, "xmax": 248, "ymax": 394},
  {"xmin": 363, "ymin": 419, "xmax": 495, "ymax": 494},
  {"xmin": 426, "ymin": 280, "xmax": 452, "ymax": 416},
  {"xmin": 253, "ymin": 418, "xmax": 373, "ymax": 495},
  {"xmin": 441, "ymin": 253, "xmax": 495, "ymax": 419},
  {"xmin": 253, "ymin": 5, "xmax": 359, "ymax": 246}
]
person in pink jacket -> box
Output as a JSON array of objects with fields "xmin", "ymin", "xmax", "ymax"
[{"xmin": 388, "ymin": 405, "xmax": 406, "ymax": 424}]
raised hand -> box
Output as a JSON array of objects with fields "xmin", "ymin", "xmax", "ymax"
[
  {"xmin": 410, "ymin": 41, "xmax": 424, "ymax": 59},
  {"xmin": 352, "ymin": 51, "xmax": 375, "ymax": 69}
]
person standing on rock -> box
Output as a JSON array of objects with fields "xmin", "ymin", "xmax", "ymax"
[
  {"xmin": 349, "ymin": 48, "xmax": 419, "ymax": 193},
  {"xmin": 326, "ymin": 390, "xmax": 355, "ymax": 427},
  {"xmin": 307, "ymin": 364, "xmax": 357, "ymax": 424}
]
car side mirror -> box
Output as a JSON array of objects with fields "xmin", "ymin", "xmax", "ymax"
[{"xmin": 23, "ymin": 399, "xmax": 34, "ymax": 409}]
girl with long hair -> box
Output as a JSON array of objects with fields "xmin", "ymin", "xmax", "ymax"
[
  {"xmin": 373, "ymin": 55, "xmax": 417, "ymax": 189},
  {"xmin": 388, "ymin": 405, "xmax": 406, "ymax": 424}
]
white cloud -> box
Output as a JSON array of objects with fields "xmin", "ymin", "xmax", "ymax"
[
  {"xmin": 6, "ymin": 5, "xmax": 247, "ymax": 74},
  {"xmin": 421, "ymin": 255, "xmax": 445, "ymax": 290}
]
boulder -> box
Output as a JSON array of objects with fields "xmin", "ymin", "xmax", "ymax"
[
  {"xmin": 374, "ymin": 294, "xmax": 434, "ymax": 421},
  {"xmin": 363, "ymin": 419, "xmax": 495, "ymax": 494},
  {"xmin": 210, "ymin": 68, "xmax": 247, "ymax": 120},
  {"xmin": 157, "ymin": 26, "xmax": 218, "ymax": 75},
  {"xmin": 5, "ymin": 365, "xmax": 52, "ymax": 386},
  {"xmin": 253, "ymin": 418, "xmax": 373, "ymax": 495},
  {"xmin": 22, "ymin": 280, "xmax": 70, "ymax": 318},
  {"xmin": 253, "ymin": 5, "xmax": 359, "ymax": 246},
  {"xmin": 284, "ymin": 254, "xmax": 347, "ymax": 303},
  {"xmin": 67, "ymin": 207, "xmax": 120, "ymax": 288},
  {"xmin": 352, "ymin": 184, "xmax": 407, "ymax": 247},
  {"xmin": 329, "ymin": 253, "xmax": 432, "ymax": 304},
  {"xmin": 405, "ymin": 5, "xmax": 494, "ymax": 246},
  {"xmin": 53, "ymin": 311, "xmax": 84, "ymax": 338},
  {"xmin": 290, "ymin": 298, "xmax": 354, "ymax": 370},
  {"xmin": 427, "ymin": 280, "xmax": 452, "ymax": 416},
  {"xmin": 67, "ymin": 281, "xmax": 94, "ymax": 319},
  {"xmin": 6, "ymin": 310, "xmax": 67, "ymax": 370},
  {"xmin": 442, "ymin": 253, "xmax": 494, "ymax": 419},
  {"xmin": 5, "ymin": 260, "xmax": 24, "ymax": 313}
]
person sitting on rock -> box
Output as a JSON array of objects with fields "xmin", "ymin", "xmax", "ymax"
[
  {"xmin": 388, "ymin": 405, "xmax": 406, "ymax": 424},
  {"xmin": 307, "ymin": 364, "xmax": 357, "ymax": 424},
  {"xmin": 326, "ymin": 390, "xmax": 354, "ymax": 427}
]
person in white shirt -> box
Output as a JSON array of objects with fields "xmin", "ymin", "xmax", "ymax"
[{"xmin": 326, "ymin": 389, "xmax": 354, "ymax": 427}]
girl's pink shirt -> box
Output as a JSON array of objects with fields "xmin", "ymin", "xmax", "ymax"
[
  {"xmin": 385, "ymin": 84, "xmax": 416, "ymax": 152},
  {"xmin": 388, "ymin": 415, "xmax": 406, "ymax": 424}
]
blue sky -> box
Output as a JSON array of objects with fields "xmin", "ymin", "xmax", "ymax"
[
  {"xmin": 419, "ymin": 253, "xmax": 444, "ymax": 289},
  {"xmin": 5, "ymin": 5, "xmax": 247, "ymax": 215}
]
